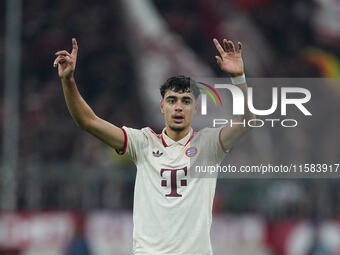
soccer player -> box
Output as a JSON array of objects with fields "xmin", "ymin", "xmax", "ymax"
[{"xmin": 53, "ymin": 38, "xmax": 254, "ymax": 254}]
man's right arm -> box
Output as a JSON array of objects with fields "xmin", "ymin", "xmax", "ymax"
[{"xmin": 54, "ymin": 38, "xmax": 125, "ymax": 151}]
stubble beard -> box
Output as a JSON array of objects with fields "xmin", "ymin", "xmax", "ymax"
[{"xmin": 169, "ymin": 124, "xmax": 186, "ymax": 132}]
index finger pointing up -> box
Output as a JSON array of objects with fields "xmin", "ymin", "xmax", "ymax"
[
  {"xmin": 71, "ymin": 38, "xmax": 78, "ymax": 56},
  {"xmin": 213, "ymin": 38, "xmax": 225, "ymax": 56}
]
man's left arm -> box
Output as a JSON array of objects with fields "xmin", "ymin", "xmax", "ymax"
[{"xmin": 213, "ymin": 38, "xmax": 255, "ymax": 152}]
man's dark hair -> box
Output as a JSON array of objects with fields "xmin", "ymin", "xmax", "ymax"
[{"xmin": 160, "ymin": 75, "xmax": 200, "ymax": 99}]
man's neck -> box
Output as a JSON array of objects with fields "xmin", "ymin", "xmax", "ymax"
[{"xmin": 164, "ymin": 126, "xmax": 191, "ymax": 142}]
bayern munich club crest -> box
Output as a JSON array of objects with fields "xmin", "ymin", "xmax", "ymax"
[{"xmin": 185, "ymin": 147, "xmax": 197, "ymax": 157}]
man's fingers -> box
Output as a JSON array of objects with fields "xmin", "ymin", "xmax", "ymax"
[
  {"xmin": 213, "ymin": 38, "xmax": 225, "ymax": 56},
  {"xmin": 228, "ymin": 40, "xmax": 235, "ymax": 53},
  {"xmin": 53, "ymin": 56, "xmax": 63, "ymax": 67},
  {"xmin": 53, "ymin": 56, "xmax": 60, "ymax": 67},
  {"xmin": 237, "ymin": 42, "xmax": 243, "ymax": 53},
  {"xmin": 215, "ymin": 56, "xmax": 222, "ymax": 66},
  {"xmin": 53, "ymin": 55, "xmax": 67, "ymax": 67},
  {"xmin": 223, "ymin": 39, "xmax": 231, "ymax": 53},
  {"xmin": 55, "ymin": 50, "xmax": 71, "ymax": 57},
  {"xmin": 71, "ymin": 38, "xmax": 78, "ymax": 57}
]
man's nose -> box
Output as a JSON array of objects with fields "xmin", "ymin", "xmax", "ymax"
[{"xmin": 174, "ymin": 102, "xmax": 183, "ymax": 111}]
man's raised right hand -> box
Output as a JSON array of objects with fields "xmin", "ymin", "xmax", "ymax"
[{"xmin": 53, "ymin": 38, "xmax": 78, "ymax": 81}]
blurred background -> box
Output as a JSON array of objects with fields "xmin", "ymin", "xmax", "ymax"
[{"xmin": 0, "ymin": 0, "xmax": 340, "ymax": 254}]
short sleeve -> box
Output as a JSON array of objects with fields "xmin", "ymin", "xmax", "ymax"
[
  {"xmin": 116, "ymin": 126, "xmax": 147, "ymax": 162},
  {"xmin": 198, "ymin": 127, "xmax": 231, "ymax": 164}
]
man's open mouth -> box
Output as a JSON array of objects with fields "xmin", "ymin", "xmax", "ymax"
[{"xmin": 173, "ymin": 115, "xmax": 184, "ymax": 123}]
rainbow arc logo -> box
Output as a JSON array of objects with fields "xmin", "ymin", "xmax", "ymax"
[{"xmin": 197, "ymin": 82, "xmax": 223, "ymax": 115}]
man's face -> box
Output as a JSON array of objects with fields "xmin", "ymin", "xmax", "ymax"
[{"xmin": 160, "ymin": 90, "xmax": 198, "ymax": 132}]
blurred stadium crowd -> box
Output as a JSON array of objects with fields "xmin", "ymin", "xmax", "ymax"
[{"xmin": 0, "ymin": 0, "xmax": 339, "ymax": 220}]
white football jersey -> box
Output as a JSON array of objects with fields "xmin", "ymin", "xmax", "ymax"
[{"xmin": 118, "ymin": 126, "xmax": 229, "ymax": 255}]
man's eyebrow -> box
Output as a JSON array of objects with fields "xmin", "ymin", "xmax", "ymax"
[
  {"xmin": 165, "ymin": 95, "xmax": 177, "ymax": 100},
  {"xmin": 165, "ymin": 95, "xmax": 193, "ymax": 101},
  {"xmin": 182, "ymin": 96, "xmax": 193, "ymax": 100}
]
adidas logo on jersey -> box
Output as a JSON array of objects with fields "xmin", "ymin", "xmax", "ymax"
[{"xmin": 152, "ymin": 150, "xmax": 163, "ymax": 157}]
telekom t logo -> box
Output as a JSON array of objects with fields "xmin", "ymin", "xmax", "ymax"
[
  {"xmin": 160, "ymin": 167, "xmax": 187, "ymax": 197},
  {"xmin": 199, "ymin": 83, "xmax": 312, "ymax": 116}
]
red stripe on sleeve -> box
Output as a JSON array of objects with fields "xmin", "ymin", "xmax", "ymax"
[{"xmin": 116, "ymin": 127, "xmax": 128, "ymax": 155}]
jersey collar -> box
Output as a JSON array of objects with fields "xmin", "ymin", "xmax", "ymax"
[{"xmin": 161, "ymin": 127, "xmax": 194, "ymax": 147}]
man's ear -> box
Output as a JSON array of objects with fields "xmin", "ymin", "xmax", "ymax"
[
  {"xmin": 194, "ymin": 102, "xmax": 198, "ymax": 114},
  {"xmin": 160, "ymin": 99, "xmax": 164, "ymax": 114}
]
